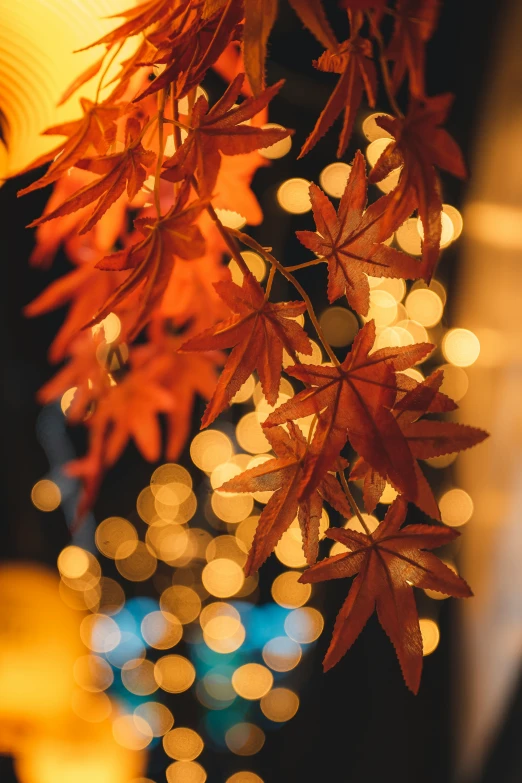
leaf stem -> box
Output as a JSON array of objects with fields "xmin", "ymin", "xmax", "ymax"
[
  {"xmin": 231, "ymin": 230, "xmax": 340, "ymax": 367},
  {"xmin": 154, "ymin": 90, "xmax": 166, "ymax": 217},
  {"xmin": 284, "ymin": 258, "xmax": 326, "ymax": 272},
  {"xmin": 368, "ymin": 13, "xmax": 404, "ymax": 119},
  {"xmin": 338, "ymin": 467, "xmax": 372, "ymax": 537},
  {"xmin": 95, "ymin": 41, "xmax": 125, "ymax": 104}
]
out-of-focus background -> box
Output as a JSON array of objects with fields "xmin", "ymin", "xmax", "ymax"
[{"xmin": 2, "ymin": 1, "xmax": 522, "ymax": 781}]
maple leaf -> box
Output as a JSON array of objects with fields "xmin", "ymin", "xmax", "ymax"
[
  {"xmin": 243, "ymin": 0, "xmax": 279, "ymax": 95},
  {"xmin": 265, "ymin": 320, "xmax": 434, "ymax": 501},
  {"xmin": 368, "ymin": 95, "xmax": 466, "ymax": 279},
  {"xmin": 82, "ymin": 0, "xmax": 189, "ymax": 49},
  {"xmin": 287, "ymin": 0, "xmax": 338, "ymax": 51},
  {"xmin": 386, "ymin": 0, "xmax": 440, "ymax": 97},
  {"xmin": 17, "ymin": 99, "xmax": 120, "ymax": 195},
  {"xmin": 300, "ymin": 35, "xmax": 377, "ymax": 158},
  {"xmin": 296, "ymin": 151, "xmax": 426, "ymax": 314},
  {"xmin": 219, "ymin": 422, "xmax": 353, "ymax": 573},
  {"xmin": 27, "ymin": 118, "xmax": 155, "ymax": 234},
  {"xmin": 181, "ymin": 271, "xmax": 312, "ymax": 427},
  {"xmin": 92, "ymin": 185, "xmax": 208, "ymax": 339},
  {"xmin": 300, "ymin": 497, "xmax": 472, "ymax": 692},
  {"xmin": 161, "ymin": 74, "xmax": 292, "ymax": 196},
  {"xmin": 350, "ymin": 370, "xmax": 488, "ymax": 517}
]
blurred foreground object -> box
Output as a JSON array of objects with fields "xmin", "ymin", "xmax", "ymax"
[{"xmin": 0, "ymin": 0, "xmax": 134, "ymax": 179}]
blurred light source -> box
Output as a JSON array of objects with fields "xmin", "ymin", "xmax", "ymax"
[
  {"xmin": 231, "ymin": 663, "xmax": 273, "ymax": 700},
  {"xmin": 95, "ymin": 517, "xmax": 138, "ymax": 560},
  {"xmin": 190, "ymin": 430, "xmax": 233, "ymax": 473},
  {"xmin": 260, "ymin": 688, "xmax": 299, "ymax": 722},
  {"xmin": 419, "ymin": 618, "xmax": 440, "ymax": 656},
  {"xmin": 112, "ymin": 715, "xmax": 152, "ymax": 751},
  {"xmin": 201, "ymin": 559, "xmax": 245, "ymax": 597},
  {"xmin": 319, "ymin": 306, "xmax": 358, "ymax": 346},
  {"xmin": 214, "ymin": 208, "xmax": 247, "ymax": 230},
  {"xmin": 442, "ymin": 204, "xmax": 463, "ymax": 240},
  {"xmin": 258, "ymin": 123, "xmax": 292, "ymax": 159},
  {"xmin": 439, "ymin": 488, "xmax": 474, "ymax": 527},
  {"xmin": 438, "ymin": 364, "xmax": 469, "ymax": 401},
  {"xmin": 319, "ymin": 162, "xmax": 352, "ymax": 198},
  {"xmin": 225, "ymin": 723, "xmax": 265, "ymax": 756},
  {"xmin": 277, "ymin": 178, "xmax": 312, "ymax": 213},
  {"xmin": 362, "ymin": 112, "xmax": 393, "ymax": 141},
  {"xmin": 271, "ymin": 571, "xmax": 311, "ymax": 608},
  {"xmin": 134, "ymin": 702, "xmax": 174, "ymax": 737},
  {"xmin": 284, "ymin": 608, "xmax": 324, "ymax": 644},
  {"xmin": 442, "ymin": 328, "xmax": 481, "ymax": 367},
  {"xmin": 405, "ymin": 289, "xmax": 444, "ymax": 327},
  {"xmin": 163, "ymin": 728, "xmax": 204, "ymax": 761},
  {"xmin": 366, "ymin": 137, "xmax": 392, "ymax": 167},
  {"xmin": 236, "ymin": 412, "xmax": 272, "ymax": 453},
  {"xmin": 364, "ymin": 289, "xmax": 397, "ymax": 327},
  {"xmin": 121, "ymin": 658, "xmax": 158, "ymax": 696},
  {"xmin": 395, "ymin": 218, "xmax": 422, "ymax": 256},
  {"xmin": 226, "ymin": 774, "xmax": 263, "ymax": 783},
  {"xmin": 160, "ymin": 586, "xmax": 201, "ymax": 624},
  {"xmin": 166, "ymin": 761, "xmax": 207, "ymax": 783},
  {"xmin": 73, "ymin": 654, "xmax": 114, "ymax": 693},
  {"xmin": 154, "ymin": 654, "xmax": 196, "ymax": 693},
  {"xmin": 229, "ymin": 251, "xmax": 267, "ymax": 286},
  {"xmin": 31, "ymin": 478, "xmax": 61, "ymax": 511}
]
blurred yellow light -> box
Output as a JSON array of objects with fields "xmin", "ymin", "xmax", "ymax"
[
  {"xmin": 214, "ymin": 208, "xmax": 247, "ymax": 230},
  {"xmin": 166, "ymin": 761, "xmax": 207, "ymax": 783},
  {"xmin": 432, "ymin": 363, "xmax": 467, "ymax": 403},
  {"xmin": 284, "ymin": 607, "xmax": 324, "ymax": 644},
  {"xmin": 201, "ymin": 558, "xmax": 245, "ymax": 597},
  {"xmin": 231, "ymin": 374, "xmax": 257, "ymax": 404},
  {"xmin": 235, "ymin": 516, "xmax": 259, "ymax": 553},
  {"xmin": 204, "ymin": 622, "xmax": 246, "ymax": 654},
  {"xmin": 57, "ymin": 545, "xmax": 90, "ymax": 580},
  {"xmin": 229, "ymin": 252, "xmax": 267, "ymax": 286},
  {"xmin": 271, "ymin": 571, "xmax": 311, "ymax": 608},
  {"xmin": 380, "ymin": 483, "xmax": 398, "ymax": 504},
  {"xmin": 405, "ymin": 289, "xmax": 444, "ymax": 327},
  {"xmin": 277, "ymin": 178, "xmax": 312, "ymax": 213},
  {"xmin": 60, "ymin": 386, "xmax": 78, "ymax": 416},
  {"xmin": 163, "ymin": 728, "xmax": 204, "ymax": 761},
  {"xmin": 364, "ymin": 289, "xmax": 397, "ymax": 327},
  {"xmin": 122, "ymin": 658, "xmax": 158, "ymax": 696},
  {"xmin": 226, "ymin": 723, "xmax": 265, "ymax": 756},
  {"xmin": 160, "ymin": 586, "xmax": 201, "ymax": 624},
  {"xmin": 400, "ymin": 368, "xmax": 424, "ymax": 384},
  {"xmin": 260, "ymin": 688, "xmax": 299, "ymax": 722},
  {"xmin": 232, "ymin": 663, "xmax": 273, "ymax": 700},
  {"xmin": 282, "ymin": 339, "xmax": 322, "ymax": 368},
  {"xmin": 362, "ymin": 113, "xmax": 393, "ymax": 141},
  {"xmin": 31, "ymin": 479, "xmax": 61, "ymax": 511},
  {"xmin": 417, "ymin": 212, "xmax": 454, "ymax": 247},
  {"xmin": 113, "ymin": 714, "xmax": 153, "ymax": 751},
  {"xmin": 73, "ymin": 654, "xmax": 114, "ymax": 693},
  {"xmin": 236, "ymin": 412, "xmax": 272, "ymax": 454},
  {"xmin": 375, "ymin": 168, "xmax": 401, "ymax": 194},
  {"xmin": 319, "ymin": 306, "xmax": 358, "ymax": 347},
  {"xmin": 258, "ymin": 124, "xmax": 292, "ymax": 159},
  {"xmin": 442, "ymin": 328, "xmax": 480, "ymax": 367},
  {"xmin": 200, "ymin": 601, "xmax": 240, "ymax": 630},
  {"xmin": 92, "ymin": 312, "xmax": 121, "ymax": 343},
  {"xmin": 253, "ymin": 378, "xmax": 294, "ymax": 406},
  {"xmin": 95, "ymin": 517, "xmax": 138, "ymax": 560},
  {"xmin": 71, "ymin": 688, "xmax": 112, "ymax": 723},
  {"xmin": 226, "ymin": 775, "xmax": 263, "ymax": 783},
  {"xmin": 420, "ymin": 618, "xmax": 440, "ymax": 656},
  {"xmin": 319, "ymin": 162, "xmax": 352, "ymax": 198},
  {"xmin": 136, "ymin": 487, "xmax": 160, "ymax": 525},
  {"xmin": 424, "ymin": 453, "xmax": 458, "ymax": 469},
  {"xmin": 442, "ymin": 204, "xmax": 463, "ymax": 240},
  {"xmin": 274, "ymin": 528, "xmax": 308, "ymax": 568},
  {"xmin": 374, "ymin": 326, "xmax": 413, "ymax": 351},
  {"xmin": 154, "ymin": 655, "xmax": 196, "ymax": 694},
  {"xmin": 141, "ymin": 610, "xmax": 183, "ymax": 650},
  {"xmin": 206, "ymin": 535, "xmax": 247, "ymax": 567},
  {"xmin": 115, "ymin": 542, "xmax": 157, "ymax": 582},
  {"xmin": 151, "ymin": 463, "xmax": 192, "ymax": 495},
  {"xmin": 345, "ymin": 514, "xmax": 379, "ymax": 534},
  {"xmin": 366, "ymin": 137, "xmax": 392, "ymax": 167},
  {"xmin": 424, "ymin": 561, "xmax": 458, "ymax": 600},
  {"xmin": 211, "ymin": 491, "xmax": 254, "ymax": 524},
  {"xmin": 369, "ymin": 277, "xmax": 406, "ymax": 303},
  {"xmin": 439, "ymin": 488, "xmax": 474, "ymax": 527},
  {"xmin": 262, "ymin": 636, "xmax": 302, "ymax": 672},
  {"xmin": 84, "ymin": 576, "xmax": 125, "ymax": 615},
  {"xmin": 80, "ymin": 613, "xmax": 120, "ymax": 654},
  {"xmin": 134, "ymin": 702, "xmax": 174, "ymax": 738},
  {"xmin": 395, "ymin": 218, "xmax": 422, "ymax": 255},
  {"xmin": 211, "ymin": 461, "xmax": 243, "ymax": 493}
]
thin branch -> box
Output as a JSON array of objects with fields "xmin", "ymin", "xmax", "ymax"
[
  {"xmin": 368, "ymin": 12, "xmax": 404, "ymax": 119},
  {"xmin": 338, "ymin": 466, "xmax": 373, "ymax": 537}
]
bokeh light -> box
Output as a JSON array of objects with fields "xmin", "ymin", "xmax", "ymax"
[
  {"xmin": 284, "ymin": 608, "xmax": 324, "ymax": 644},
  {"xmin": 201, "ymin": 559, "xmax": 245, "ymax": 597},
  {"xmin": 362, "ymin": 112, "xmax": 393, "ymax": 141},
  {"xmin": 438, "ymin": 364, "xmax": 469, "ymax": 401},
  {"xmin": 262, "ymin": 636, "xmax": 302, "ymax": 672},
  {"xmin": 142, "ymin": 610, "xmax": 183, "ymax": 649},
  {"xmin": 73, "ymin": 654, "xmax": 114, "ymax": 693},
  {"xmin": 229, "ymin": 252, "xmax": 267, "ymax": 286},
  {"xmin": 405, "ymin": 289, "xmax": 444, "ymax": 327},
  {"xmin": 134, "ymin": 701, "xmax": 174, "ymax": 737},
  {"xmin": 319, "ymin": 306, "xmax": 358, "ymax": 346},
  {"xmin": 319, "ymin": 162, "xmax": 351, "ymax": 198},
  {"xmin": 121, "ymin": 658, "xmax": 158, "ymax": 696},
  {"xmin": 115, "ymin": 542, "xmax": 157, "ymax": 582},
  {"xmin": 95, "ymin": 517, "xmax": 138, "ymax": 560},
  {"xmin": 271, "ymin": 571, "xmax": 311, "ymax": 608},
  {"xmin": 260, "ymin": 688, "xmax": 299, "ymax": 722},
  {"xmin": 163, "ymin": 727, "xmax": 204, "ymax": 761},
  {"xmin": 258, "ymin": 123, "xmax": 292, "ymax": 159},
  {"xmin": 395, "ymin": 218, "xmax": 422, "ymax": 255},
  {"xmin": 225, "ymin": 723, "xmax": 265, "ymax": 756},
  {"xmin": 419, "ymin": 618, "xmax": 440, "ymax": 656},
  {"xmin": 112, "ymin": 714, "xmax": 153, "ymax": 750},
  {"xmin": 439, "ymin": 488, "xmax": 474, "ymax": 527},
  {"xmin": 231, "ymin": 663, "xmax": 273, "ymax": 700},
  {"xmin": 154, "ymin": 654, "xmax": 196, "ymax": 693},
  {"xmin": 31, "ymin": 479, "xmax": 61, "ymax": 511},
  {"xmin": 160, "ymin": 586, "xmax": 201, "ymax": 624},
  {"xmin": 166, "ymin": 761, "xmax": 207, "ymax": 783},
  {"xmin": 442, "ymin": 328, "xmax": 481, "ymax": 367},
  {"xmin": 277, "ymin": 178, "xmax": 312, "ymax": 214},
  {"xmin": 226, "ymin": 774, "xmax": 263, "ymax": 783}
]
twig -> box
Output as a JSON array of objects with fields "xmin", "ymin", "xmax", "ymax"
[{"xmin": 338, "ymin": 466, "xmax": 372, "ymax": 537}]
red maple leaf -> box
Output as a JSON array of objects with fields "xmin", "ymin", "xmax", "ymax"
[
  {"xmin": 300, "ymin": 34, "xmax": 377, "ymax": 158},
  {"xmin": 84, "ymin": 0, "xmax": 189, "ymax": 49},
  {"xmin": 300, "ymin": 496, "xmax": 472, "ymax": 692},
  {"xmin": 386, "ymin": 0, "xmax": 440, "ymax": 97},
  {"xmin": 296, "ymin": 151, "xmax": 426, "ymax": 314},
  {"xmin": 265, "ymin": 320, "xmax": 434, "ymax": 502},
  {"xmin": 17, "ymin": 98, "xmax": 120, "ymax": 195},
  {"xmin": 91, "ymin": 185, "xmax": 207, "ymax": 338},
  {"xmin": 182, "ymin": 271, "xmax": 312, "ymax": 427},
  {"xmin": 350, "ymin": 370, "xmax": 488, "ymax": 518},
  {"xmin": 368, "ymin": 95, "xmax": 466, "ymax": 279},
  {"xmin": 161, "ymin": 74, "xmax": 292, "ymax": 196},
  {"xmin": 219, "ymin": 422, "xmax": 353, "ymax": 573},
  {"xmin": 27, "ymin": 117, "xmax": 155, "ymax": 234}
]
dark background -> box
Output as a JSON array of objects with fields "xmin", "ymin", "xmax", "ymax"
[{"xmin": 1, "ymin": 2, "xmax": 515, "ymax": 782}]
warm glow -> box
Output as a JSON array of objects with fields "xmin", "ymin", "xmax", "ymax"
[
  {"xmin": 262, "ymin": 636, "xmax": 302, "ymax": 672},
  {"xmin": 417, "ymin": 211, "xmax": 455, "ymax": 247},
  {"xmin": 439, "ymin": 488, "xmax": 474, "ymax": 527},
  {"xmin": 166, "ymin": 761, "xmax": 207, "ymax": 783},
  {"xmin": 190, "ymin": 430, "xmax": 233, "ymax": 473},
  {"xmin": 395, "ymin": 218, "xmax": 422, "ymax": 256},
  {"xmin": 80, "ymin": 614, "xmax": 120, "ymax": 654},
  {"xmin": 112, "ymin": 714, "xmax": 153, "ymax": 751},
  {"xmin": 115, "ymin": 542, "xmax": 157, "ymax": 582},
  {"xmin": 380, "ymin": 483, "xmax": 398, "ymax": 504},
  {"xmin": 369, "ymin": 277, "xmax": 406, "ymax": 303},
  {"xmin": 231, "ymin": 373, "xmax": 256, "ymax": 404},
  {"xmin": 258, "ymin": 123, "xmax": 292, "ymax": 159},
  {"xmin": 405, "ymin": 289, "xmax": 444, "ymax": 327},
  {"xmin": 163, "ymin": 728, "xmax": 204, "ymax": 761},
  {"xmin": 71, "ymin": 688, "xmax": 112, "ymax": 723},
  {"xmin": 154, "ymin": 655, "xmax": 196, "ymax": 693},
  {"xmin": 31, "ymin": 479, "xmax": 61, "ymax": 511},
  {"xmin": 345, "ymin": 514, "xmax": 379, "ymax": 534},
  {"xmin": 442, "ymin": 204, "xmax": 463, "ymax": 240},
  {"xmin": 362, "ymin": 112, "xmax": 393, "ymax": 141},
  {"xmin": 277, "ymin": 178, "xmax": 312, "ymax": 213},
  {"xmin": 284, "ymin": 607, "xmax": 324, "ymax": 644},
  {"xmin": 260, "ymin": 687, "xmax": 299, "ymax": 722},
  {"xmin": 319, "ymin": 162, "xmax": 352, "ymax": 198},
  {"xmin": 271, "ymin": 570, "xmax": 312, "ymax": 608},
  {"xmin": 214, "ymin": 208, "xmax": 247, "ymax": 230},
  {"xmin": 395, "ymin": 319, "xmax": 429, "ymax": 345},
  {"xmin": 319, "ymin": 306, "xmax": 358, "ymax": 346},
  {"xmin": 150, "ymin": 464, "xmax": 192, "ymax": 497},
  {"xmin": 420, "ymin": 618, "xmax": 440, "ymax": 656},
  {"xmin": 225, "ymin": 723, "xmax": 265, "ymax": 756},
  {"xmin": 274, "ymin": 527, "xmax": 308, "ymax": 568},
  {"xmin": 121, "ymin": 658, "xmax": 158, "ymax": 696},
  {"xmin": 211, "ymin": 491, "xmax": 254, "ymax": 524},
  {"xmin": 160, "ymin": 586, "xmax": 201, "ymax": 624},
  {"xmin": 201, "ymin": 558, "xmax": 245, "ymax": 597},
  {"xmin": 95, "ymin": 517, "xmax": 138, "ymax": 560},
  {"xmin": 438, "ymin": 363, "xmax": 469, "ymax": 401},
  {"xmin": 135, "ymin": 702, "xmax": 174, "ymax": 738},
  {"xmin": 206, "ymin": 534, "xmax": 248, "ymax": 566},
  {"xmin": 73, "ymin": 654, "xmax": 114, "ymax": 693},
  {"xmin": 232, "ymin": 663, "xmax": 273, "ymax": 700},
  {"xmin": 366, "ymin": 137, "xmax": 392, "ymax": 167},
  {"xmin": 442, "ymin": 328, "xmax": 481, "ymax": 367},
  {"xmin": 141, "ymin": 611, "xmax": 183, "ymax": 650},
  {"xmin": 236, "ymin": 412, "xmax": 272, "ymax": 453},
  {"xmin": 57, "ymin": 545, "xmax": 90, "ymax": 580},
  {"xmin": 92, "ymin": 312, "xmax": 121, "ymax": 343},
  {"xmin": 226, "ymin": 774, "xmax": 263, "ymax": 783},
  {"xmin": 229, "ymin": 252, "xmax": 267, "ymax": 286},
  {"xmin": 364, "ymin": 289, "xmax": 398, "ymax": 327}
]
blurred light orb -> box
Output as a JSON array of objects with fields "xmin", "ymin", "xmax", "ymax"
[
  {"xmin": 275, "ymin": 528, "xmax": 308, "ymax": 568},
  {"xmin": 438, "ymin": 363, "xmax": 469, "ymax": 401},
  {"xmin": 166, "ymin": 761, "xmax": 207, "ymax": 783},
  {"xmin": 232, "ymin": 663, "xmax": 273, "ymax": 700},
  {"xmin": 260, "ymin": 688, "xmax": 299, "ymax": 722},
  {"xmin": 442, "ymin": 328, "xmax": 480, "ymax": 367},
  {"xmin": 417, "ymin": 212, "xmax": 454, "ymax": 247},
  {"xmin": 121, "ymin": 658, "xmax": 158, "ymax": 696},
  {"xmin": 366, "ymin": 137, "xmax": 392, "ymax": 167},
  {"xmin": 150, "ymin": 464, "xmax": 192, "ymax": 496},
  {"xmin": 395, "ymin": 218, "xmax": 422, "ymax": 256},
  {"xmin": 319, "ymin": 306, "xmax": 358, "ymax": 346},
  {"xmin": 319, "ymin": 162, "xmax": 352, "ymax": 198},
  {"xmin": 380, "ymin": 483, "xmax": 398, "ymax": 504},
  {"xmin": 442, "ymin": 204, "xmax": 463, "ymax": 240},
  {"xmin": 112, "ymin": 714, "xmax": 153, "ymax": 750},
  {"xmin": 226, "ymin": 774, "xmax": 263, "ymax": 783},
  {"xmin": 160, "ymin": 586, "xmax": 201, "ymax": 625},
  {"xmin": 60, "ymin": 386, "xmax": 78, "ymax": 415},
  {"xmin": 211, "ymin": 492, "xmax": 254, "ymax": 524},
  {"xmin": 201, "ymin": 558, "xmax": 245, "ymax": 597},
  {"xmin": 92, "ymin": 312, "xmax": 121, "ymax": 343},
  {"xmin": 80, "ymin": 614, "xmax": 120, "ymax": 654},
  {"xmin": 73, "ymin": 654, "xmax": 114, "ymax": 693},
  {"xmin": 395, "ymin": 319, "xmax": 429, "ymax": 345},
  {"xmin": 365, "ymin": 289, "xmax": 397, "ymax": 327},
  {"xmin": 141, "ymin": 610, "xmax": 183, "ymax": 649},
  {"xmin": 362, "ymin": 112, "xmax": 393, "ymax": 141},
  {"xmin": 262, "ymin": 636, "xmax": 302, "ymax": 672},
  {"xmin": 231, "ymin": 374, "xmax": 256, "ymax": 404},
  {"xmin": 95, "ymin": 517, "xmax": 138, "ymax": 560},
  {"xmin": 31, "ymin": 479, "xmax": 61, "ymax": 511},
  {"xmin": 190, "ymin": 430, "xmax": 233, "ymax": 473},
  {"xmin": 345, "ymin": 514, "xmax": 379, "ymax": 534},
  {"xmin": 258, "ymin": 123, "xmax": 292, "ymax": 159},
  {"xmin": 115, "ymin": 542, "xmax": 157, "ymax": 582},
  {"xmin": 57, "ymin": 545, "xmax": 90, "ymax": 580},
  {"xmin": 236, "ymin": 412, "xmax": 272, "ymax": 453},
  {"xmin": 134, "ymin": 702, "xmax": 174, "ymax": 737},
  {"xmin": 419, "ymin": 618, "xmax": 440, "ymax": 656},
  {"xmin": 439, "ymin": 488, "xmax": 474, "ymax": 527},
  {"xmin": 277, "ymin": 178, "xmax": 312, "ymax": 214},
  {"xmin": 154, "ymin": 655, "xmax": 196, "ymax": 693},
  {"xmin": 411, "ymin": 278, "xmax": 447, "ymax": 305},
  {"xmin": 369, "ymin": 277, "xmax": 406, "ymax": 303},
  {"xmin": 225, "ymin": 723, "xmax": 265, "ymax": 756},
  {"xmin": 405, "ymin": 289, "xmax": 443, "ymax": 327},
  {"xmin": 71, "ymin": 688, "xmax": 112, "ymax": 723},
  {"xmin": 284, "ymin": 607, "xmax": 324, "ymax": 644},
  {"xmin": 164, "ymin": 728, "xmax": 204, "ymax": 761},
  {"xmin": 271, "ymin": 571, "xmax": 311, "ymax": 608},
  {"xmin": 214, "ymin": 208, "xmax": 247, "ymax": 229}
]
